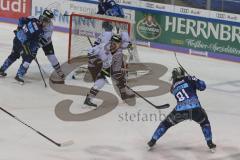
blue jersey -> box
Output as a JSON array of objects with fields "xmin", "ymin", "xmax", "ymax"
[
  {"xmin": 171, "ymin": 76, "xmax": 206, "ymax": 111},
  {"xmin": 16, "ymin": 17, "xmax": 43, "ymax": 53},
  {"xmin": 97, "ymin": 0, "xmax": 124, "ymax": 18}
]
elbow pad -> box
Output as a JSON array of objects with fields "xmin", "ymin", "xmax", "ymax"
[{"xmin": 196, "ymin": 80, "xmax": 206, "ymax": 91}]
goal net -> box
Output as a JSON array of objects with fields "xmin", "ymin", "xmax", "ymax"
[{"xmin": 68, "ymin": 13, "xmax": 148, "ymax": 80}]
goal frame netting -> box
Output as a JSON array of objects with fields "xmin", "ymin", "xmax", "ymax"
[
  {"xmin": 67, "ymin": 12, "xmax": 150, "ymax": 80},
  {"xmin": 68, "ymin": 12, "xmax": 133, "ymax": 63}
]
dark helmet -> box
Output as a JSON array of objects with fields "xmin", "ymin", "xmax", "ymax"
[
  {"xmin": 98, "ymin": 0, "xmax": 105, "ymax": 3},
  {"xmin": 172, "ymin": 67, "xmax": 185, "ymax": 82},
  {"xmin": 39, "ymin": 9, "xmax": 54, "ymax": 24},
  {"xmin": 43, "ymin": 9, "xmax": 54, "ymax": 19},
  {"xmin": 102, "ymin": 21, "xmax": 113, "ymax": 31},
  {"xmin": 111, "ymin": 34, "xmax": 122, "ymax": 43}
]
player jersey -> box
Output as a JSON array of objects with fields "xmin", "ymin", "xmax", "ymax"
[
  {"xmin": 16, "ymin": 17, "xmax": 44, "ymax": 53},
  {"xmin": 97, "ymin": 0, "xmax": 124, "ymax": 18},
  {"xmin": 94, "ymin": 31, "xmax": 131, "ymax": 50},
  {"xmin": 88, "ymin": 43, "xmax": 113, "ymax": 69},
  {"xmin": 171, "ymin": 76, "xmax": 206, "ymax": 111},
  {"xmin": 40, "ymin": 21, "xmax": 54, "ymax": 46},
  {"xmin": 17, "ymin": 17, "xmax": 43, "ymax": 44}
]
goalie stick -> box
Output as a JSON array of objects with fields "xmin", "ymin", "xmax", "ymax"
[{"xmin": 0, "ymin": 107, "xmax": 73, "ymax": 147}]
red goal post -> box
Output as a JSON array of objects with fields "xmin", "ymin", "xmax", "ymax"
[{"xmin": 67, "ymin": 13, "xmax": 134, "ymax": 63}]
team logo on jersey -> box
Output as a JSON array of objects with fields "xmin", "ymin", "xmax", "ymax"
[{"xmin": 137, "ymin": 14, "xmax": 161, "ymax": 40}]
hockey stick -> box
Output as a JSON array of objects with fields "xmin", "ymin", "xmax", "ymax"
[
  {"xmin": 46, "ymin": 1, "xmax": 69, "ymax": 16},
  {"xmin": 174, "ymin": 52, "xmax": 190, "ymax": 76},
  {"xmin": 103, "ymin": 71, "xmax": 170, "ymax": 109},
  {"xmin": 0, "ymin": 107, "xmax": 74, "ymax": 147},
  {"xmin": 22, "ymin": 44, "xmax": 47, "ymax": 88},
  {"xmin": 125, "ymin": 86, "xmax": 170, "ymax": 109},
  {"xmin": 102, "ymin": 69, "xmax": 169, "ymax": 109},
  {"xmin": 34, "ymin": 58, "xmax": 47, "ymax": 88},
  {"xmin": 87, "ymin": 36, "xmax": 93, "ymax": 46}
]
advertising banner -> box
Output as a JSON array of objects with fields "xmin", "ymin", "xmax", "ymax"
[
  {"xmin": 135, "ymin": 11, "xmax": 240, "ymax": 57},
  {"xmin": 31, "ymin": 0, "xmax": 97, "ymax": 29},
  {"xmin": 0, "ymin": 0, "xmax": 31, "ymax": 19},
  {"xmin": 32, "ymin": 0, "xmax": 135, "ymax": 30}
]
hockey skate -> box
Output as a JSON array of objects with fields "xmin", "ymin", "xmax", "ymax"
[
  {"xmin": 147, "ymin": 139, "xmax": 156, "ymax": 150},
  {"xmin": 84, "ymin": 96, "xmax": 97, "ymax": 108},
  {"xmin": 15, "ymin": 75, "xmax": 24, "ymax": 85},
  {"xmin": 0, "ymin": 68, "xmax": 7, "ymax": 77},
  {"xmin": 207, "ymin": 140, "xmax": 216, "ymax": 153},
  {"xmin": 120, "ymin": 92, "xmax": 135, "ymax": 100}
]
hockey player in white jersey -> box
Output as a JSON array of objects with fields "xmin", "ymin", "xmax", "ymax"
[
  {"xmin": 84, "ymin": 34, "xmax": 135, "ymax": 107},
  {"xmin": 93, "ymin": 23, "xmax": 134, "ymax": 76},
  {"xmin": 39, "ymin": 9, "xmax": 65, "ymax": 81},
  {"xmin": 94, "ymin": 24, "xmax": 132, "ymax": 50}
]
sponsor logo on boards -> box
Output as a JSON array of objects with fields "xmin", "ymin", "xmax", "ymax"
[{"xmin": 137, "ymin": 14, "xmax": 161, "ymax": 40}]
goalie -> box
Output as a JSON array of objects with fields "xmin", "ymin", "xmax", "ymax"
[{"xmin": 84, "ymin": 34, "xmax": 135, "ymax": 107}]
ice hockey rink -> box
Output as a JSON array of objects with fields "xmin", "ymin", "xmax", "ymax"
[{"xmin": 0, "ymin": 22, "xmax": 240, "ymax": 160}]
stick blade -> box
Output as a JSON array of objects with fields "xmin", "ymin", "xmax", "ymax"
[
  {"xmin": 60, "ymin": 140, "xmax": 74, "ymax": 147},
  {"xmin": 155, "ymin": 103, "xmax": 170, "ymax": 109}
]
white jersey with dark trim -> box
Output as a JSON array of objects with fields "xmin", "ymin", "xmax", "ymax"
[
  {"xmin": 95, "ymin": 31, "xmax": 130, "ymax": 50},
  {"xmin": 42, "ymin": 21, "xmax": 53, "ymax": 46},
  {"xmin": 88, "ymin": 43, "xmax": 113, "ymax": 69}
]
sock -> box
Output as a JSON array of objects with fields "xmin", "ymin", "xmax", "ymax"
[
  {"xmin": 152, "ymin": 123, "xmax": 168, "ymax": 141},
  {"xmin": 1, "ymin": 58, "xmax": 14, "ymax": 71},
  {"xmin": 201, "ymin": 124, "xmax": 213, "ymax": 141}
]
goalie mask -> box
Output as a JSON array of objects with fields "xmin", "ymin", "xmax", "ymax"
[{"xmin": 171, "ymin": 67, "xmax": 185, "ymax": 82}]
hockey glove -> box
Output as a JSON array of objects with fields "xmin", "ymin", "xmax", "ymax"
[
  {"xmin": 127, "ymin": 42, "xmax": 134, "ymax": 51},
  {"xmin": 191, "ymin": 76, "xmax": 199, "ymax": 82},
  {"xmin": 88, "ymin": 55, "xmax": 102, "ymax": 67}
]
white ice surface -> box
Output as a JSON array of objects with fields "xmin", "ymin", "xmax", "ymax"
[{"xmin": 0, "ymin": 22, "xmax": 240, "ymax": 160}]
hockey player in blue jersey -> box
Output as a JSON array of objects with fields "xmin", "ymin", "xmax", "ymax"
[
  {"xmin": 0, "ymin": 14, "xmax": 49, "ymax": 84},
  {"xmin": 147, "ymin": 67, "xmax": 216, "ymax": 151},
  {"xmin": 97, "ymin": 0, "xmax": 124, "ymax": 18}
]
